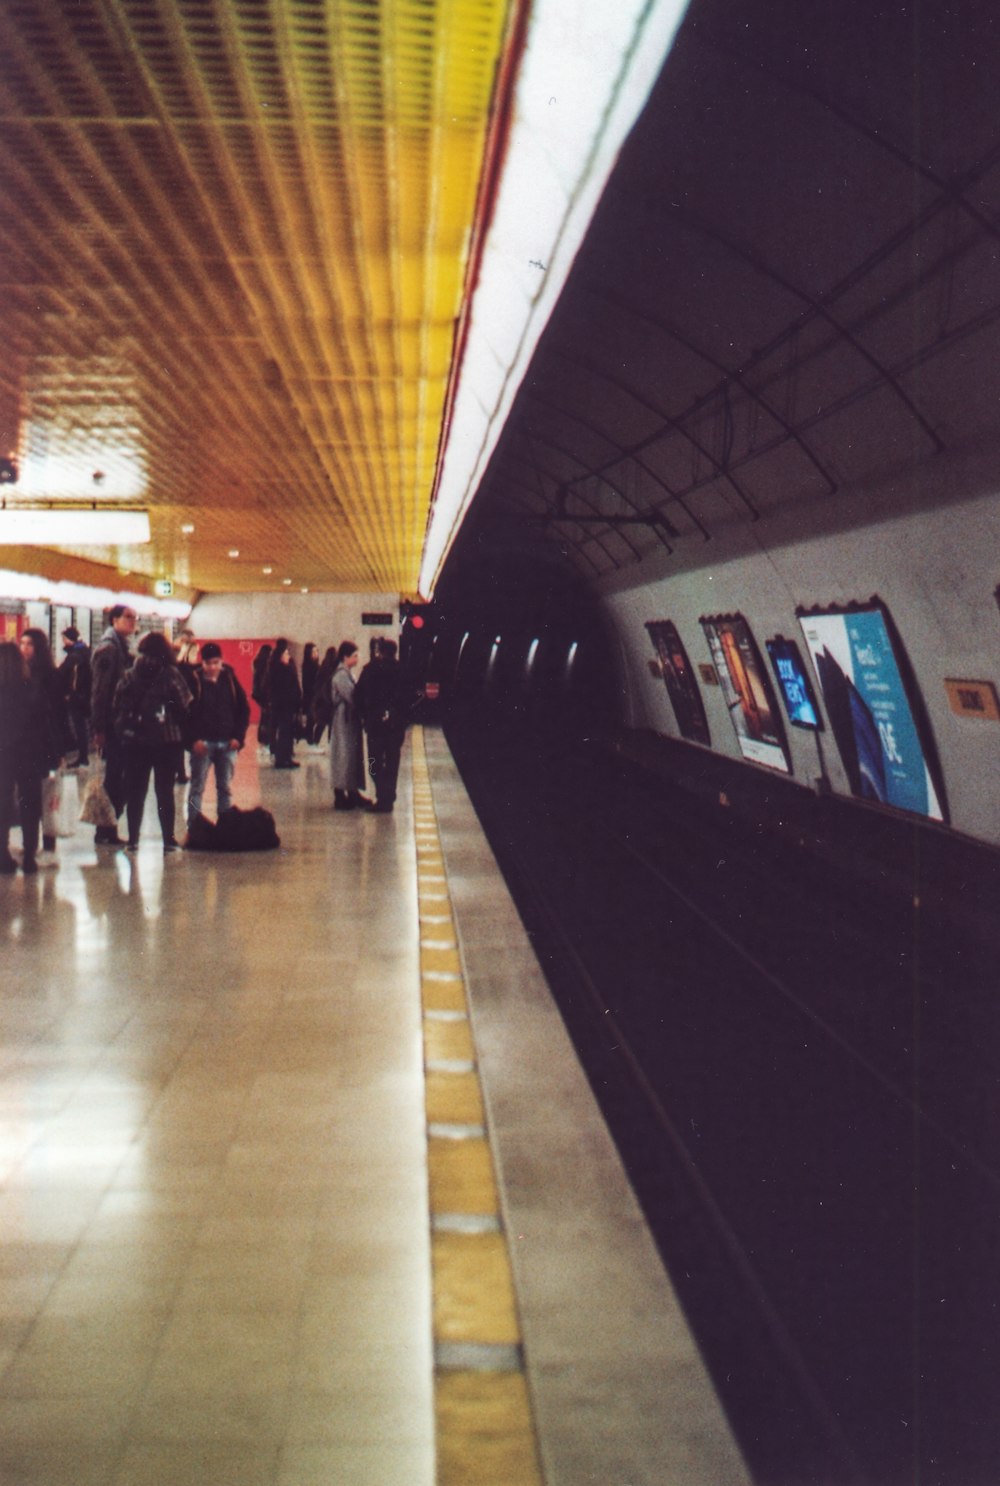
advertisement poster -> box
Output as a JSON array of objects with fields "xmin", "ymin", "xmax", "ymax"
[
  {"xmin": 646, "ymin": 620, "xmax": 711, "ymax": 746},
  {"xmin": 797, "ymin": 604, "xmax": 945, "ymax": 820},
  {"xmin": 766, "ymin": 635, "xmax": 822, "ymax": 730},
  {"xmin": 701, "ymin": 614, "xmax": 790, "ymax": 772}
]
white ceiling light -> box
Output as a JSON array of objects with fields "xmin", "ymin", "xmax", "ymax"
[
  {"xmin": 0, "ymin": 508, "xmax": 151, "ymax": 545},
  {"xmin": 419, "ymin": 0, "xmax": 690, "ymax": 596},
  {"xmin": 0, "ymin": 566, "xmax": 190, "ymax": 618}
]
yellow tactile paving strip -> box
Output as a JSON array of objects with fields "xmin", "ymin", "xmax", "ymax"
[{"xmin": 412, "ymin": 728, "xmax": 544, "ymax": 1486}]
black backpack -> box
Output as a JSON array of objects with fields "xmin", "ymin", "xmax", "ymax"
[{"xmin": 120, "ymin": 672, "xmax": 173, "ymax": 745}]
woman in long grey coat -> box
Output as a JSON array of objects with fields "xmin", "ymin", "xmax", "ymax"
[{"xmin": 329, "ymin": 641, "xmax": 368, "ymax": 810}]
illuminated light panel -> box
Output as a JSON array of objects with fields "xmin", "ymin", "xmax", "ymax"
[
  {"xmin": 0, "ymin": 567, "xmax": 191, "ymax": 619},
  {"xmin": 0, "ymin": 509, "xmax": 151, "ymax": 545},
  {"xmin": 419, "ymin": 0, "xmax": 691, "ymax": 595}
]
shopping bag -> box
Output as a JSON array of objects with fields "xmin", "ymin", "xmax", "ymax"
[
  {"xmin": 79, "ymin": 767, "xmax": 118, "ymax": 829},
  {"xmin": 42, "ymin": 771, "xmax": 80, "ymax": 838}
]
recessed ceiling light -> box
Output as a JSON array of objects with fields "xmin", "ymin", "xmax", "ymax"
[
  {"xmin": 282, "ymin": 578, "xmax": 292, "ymax": 586},
  {"xmin": 300, "ymin": 587, "xmax": 309, "ymax": 594},
  {"xmin": 262, "ymin": 566, "xmax": 273, "ymax": 575},
  {"xmin": 228, "ymin": 548, "xmax": 240, "ymax": 558},
  {"xmin": 181, "ymin": 523, "xmax": 195, "ymax": 534}
]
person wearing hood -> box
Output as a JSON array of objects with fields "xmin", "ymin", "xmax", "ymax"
[
  {"xmin": 112, "ymin": 631, "xmax": 192, "ymax": 853},
  {"xmin": 90, "ymin": 604, "xmax": 137, "ymax": 845}
]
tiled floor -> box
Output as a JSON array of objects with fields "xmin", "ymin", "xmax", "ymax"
[
  {"xmin": 1, "ymin": 728, "xmax": 749, "ymax": 1486},
  {"xmin": 0, "ymin": 738, "xmax": 433, "ymax": 1486}
]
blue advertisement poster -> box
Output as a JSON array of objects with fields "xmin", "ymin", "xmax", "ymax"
[{"xmin": 798, "ymin": 606, "xmax": 944, "ymax": 821}]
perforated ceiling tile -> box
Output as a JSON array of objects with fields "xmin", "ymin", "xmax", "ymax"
[{"xmin": 0, "ymin": 0, "xmax": 518, "ymax": 595}]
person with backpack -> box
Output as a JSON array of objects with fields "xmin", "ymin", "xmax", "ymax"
[
  {"xmin": 112, "ymin": 631, "xmax": 192, "ymax": 853},
  {"xmin": 184, "ymin": 642, "xmax": 250, "ymax": 827},
  {"xmin": 90, "ymin": 603, "xmax": 137, "ymax": 845}
]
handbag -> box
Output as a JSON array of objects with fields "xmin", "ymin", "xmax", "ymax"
[
  {"xmin": 79, "ymin": 766, "xmax": 118, "ymax": 829},
  {"xmin": 42, "ymin": 770, "xmax": 80, "ymax": 838}
]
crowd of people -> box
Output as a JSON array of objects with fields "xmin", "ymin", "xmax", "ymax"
[{"xmin": 0, "ymin": 614, "xmax": 416, "ymax": 873}]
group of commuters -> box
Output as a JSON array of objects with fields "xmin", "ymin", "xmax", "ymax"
[
  {"xmin": 252, "ymin": 634, "xmax": 413, "ymax": 812},
  {"xmin": 0, "ymin": 614, "xmax": 415, "ymax": 873}
]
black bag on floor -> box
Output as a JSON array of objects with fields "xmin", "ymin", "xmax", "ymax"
[
  {"xmin": 185, "ymin": 807, "xmax": 280, "ymax": 852},
  {"xmin": 214, "ymin": 805, "xmax": 280, "ymax": 852}
]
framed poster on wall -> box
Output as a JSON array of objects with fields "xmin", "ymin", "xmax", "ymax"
[
  {"xmin": 700, "ymin": 613, "xmax": 790, "ymax": 772},
  {"xmin": 797, "ymin": 600, "xmax": 947, "ymax": 821},
  {"xmin": 766, "ymin": 635, "xmax": 823, "ymax": 730},
  {"xmin": 645, "ymin": 620, "xmax": 711, "ymax": 746}
]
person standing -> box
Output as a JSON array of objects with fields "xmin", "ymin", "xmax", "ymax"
[
  {"xmin": 185, "ymin": 642, "xmax": 250, "ymax": 826},
  {"xmin": 112, "ymin": 631, "xmax": 192, "ymax": 853},
  {"xmin": 172, "ymin": 630, "xmax": 201, "ymax": 783},
  {"xmin": 251, "ymin": 642, "xmax": 273, "ymax": 752},
  {"xmin": 328, "ymin": 641, "xmax": 368, "ymax": 810},
  {"xmin": 90, "ymin": 604, "xmax": 137, "ymax": 845},
  {"xmin": 20, "ymin": 628, "xmax": 73, "ymax": 866},
  {"xmin": 311, "ymin": 645, "xmax": 337, "ymax": 745},
  {"xmin": 0, "ymin": 641, "xmax": 44, "ymax": 874},
  {"xmin": 301, "ymin": 642, "xmax": 319, "ymax": 743},
  {"xmin": 267, "ymin": 638, "xmax": 301, "ymax": 769},
  {"xmin": 354, "ymin": 638, "xmax": 412, "ymax": 813},
  {"xmin": 58, "ymin": 625, "xmax": 91, "ymax": 768}
]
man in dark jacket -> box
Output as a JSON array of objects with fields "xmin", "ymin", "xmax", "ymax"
[
  {"xmin": 184, "ymin": 642, "xmax": 250, "ymax": 824},
  {"xmin": 353, "ymin": 638, "xmax": 412, "ymax": 813},
  {"xmin": 59, "ymin": 626, "xmax": 92, "ymax": 767},
  {"xmin": 90, "ymin": 604, "xmax": 137, "ymax": 844}
]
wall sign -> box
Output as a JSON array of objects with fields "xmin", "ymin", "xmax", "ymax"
[
  {"xmin": 798, "ymin": 600, "xmax": 946, "ymax": 822},
  {"xmin": 646, "ymin": 620, "xmax": 711, "ymax": 746},
  {"xmin": 944, "ymin": 678, "xmax": 1000, "ymax": 721},
  {"xmin": 361, "ymin": 611, "xmax": 393, "ymax": 626},
  {"xmin": 700, "ymin": 613, "xmax": 790, "ymax": 772}
]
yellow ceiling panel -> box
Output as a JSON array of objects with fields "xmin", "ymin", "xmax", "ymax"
[{"xmin": 0, "ymin": 0, "xmax": 519, "ymax": 596}]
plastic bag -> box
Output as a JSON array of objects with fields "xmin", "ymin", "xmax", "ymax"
[
  {"xmin": 42, "ymin": 771, "xmax": 80, "ymax": 838},
  {"xmin": 79, "ymin": 767, "xmax": 118, "ymax": 829}
]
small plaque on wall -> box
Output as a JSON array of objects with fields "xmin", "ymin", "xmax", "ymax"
[
  {"xmin": 361, "ymin": 611, "xmax": 394, "ymax": 626},
  {"xmin": 944, "ymin": 678, "xmax": 1000, "ymax": 721},
  {"xmin": 698, "ymin": 663, "xmax": 719, "ymax": 686}
]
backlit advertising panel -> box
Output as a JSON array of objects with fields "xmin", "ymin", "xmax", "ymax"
[
  {"xmin": 701, "ymin": 614, "xmax": 790, "ymax": 772},
  {"xmin": 798, "ymin": 603, "xmax": 945, "ymax": 821}
]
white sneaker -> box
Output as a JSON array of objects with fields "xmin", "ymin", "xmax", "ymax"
[{"xmin": 35, "ymin": 850, "xmax": 59, "ymax": 869}]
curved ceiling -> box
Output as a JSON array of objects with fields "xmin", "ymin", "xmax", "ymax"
[{"xmin": 459, "ymin": 0, "xmax": 1000, "ymax": 584}]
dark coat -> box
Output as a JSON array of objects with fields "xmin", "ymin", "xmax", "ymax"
[
  {"xmin": 59, "ymin": 641, "xmax": 92, "ymax": 716},
  {"xmin": 112, "ymin": 656, "xmax": 192, "ymax": 747},
  {"xmin": 354, "ymin": 656, "xmax": 412, "ymax": 735},
  {"xmin": 185, "ymin": 663, "xmax": 250, "ymax": 747},
  {"xmin": 91, "ymin": 626, "xmax": 134, "ymax": 734}
]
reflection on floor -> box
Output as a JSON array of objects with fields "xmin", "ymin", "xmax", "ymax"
[
  {"xmin": 0, "ymin": 729, "xmax": 749, "ymax": 1486},
  {"xmin": 0, "ymin": 738, "xmax": 433, "ymax": 1486}
]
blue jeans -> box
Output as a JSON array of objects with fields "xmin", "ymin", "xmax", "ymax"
[{"xmin": 188, "ymin": 742, "xmax": 237, "ymax": 822}]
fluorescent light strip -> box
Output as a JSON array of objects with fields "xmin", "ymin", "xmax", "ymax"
[
  {"xmin": 0, "ymin": 567, "xmax": 191, "ymax": 620},
  {"xmin": 0, "ymin": 509, "xmax": 151, "ymax": 545},
  {"xmin": 419, "ymin": 0, "xmax": 690, "ymax": 596}
]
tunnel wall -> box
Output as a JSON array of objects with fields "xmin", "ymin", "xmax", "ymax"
[{"xmin": 594, "ymin": 437, "xmax": 1000, "ymax": 847}]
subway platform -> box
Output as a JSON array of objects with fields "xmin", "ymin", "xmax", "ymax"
[{"xmin": 0, "ymin": 727, "xmax": 749, "ymax": 1486}]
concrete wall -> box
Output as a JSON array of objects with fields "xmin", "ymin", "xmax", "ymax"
[{"xmin": 188, "ymin": 590, "xmax": 400, "ymax": 663}]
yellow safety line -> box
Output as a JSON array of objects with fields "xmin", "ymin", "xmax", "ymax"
[{"xmin": 412, "ymin": 727, "xmax": 544, "ymax": 1486}]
